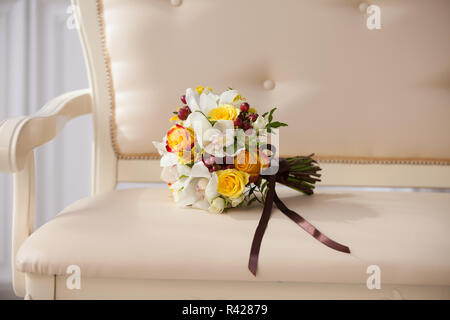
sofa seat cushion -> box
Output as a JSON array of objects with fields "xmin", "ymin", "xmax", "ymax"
[{"xmin": 16, "ymin": 187, "xmax": 450, "ymax": 286}]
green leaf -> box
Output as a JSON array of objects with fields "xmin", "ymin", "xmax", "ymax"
[
  {"xmin": 194, "ymin": 110, "xmax": 217, "ymax": 125},
  {"xmin": 255, "ymin": 176, "xmax": 262, "ymax": 187},
  {"xmin": 268, "ymin": 107, "xmax": 277, "ymax": 123},
  {"xmin": 247, "ymin": 196, "xmax": 259, "ymax": 206},
  {"xmin": 269, "ymin": 121, "xmax": 288, "ymax": 128},
  {"xmin": 261, "ymin": 180, "xmax": 269, "ymax": 192},
  {"xmin": 262, "ymin": 111, "xmax": 269, "ymax": 117},
  {"xmin": 248, "ymin": 185, "xmax": 257, "ymax": 197}
]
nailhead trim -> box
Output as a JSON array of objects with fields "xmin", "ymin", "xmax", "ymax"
[
  {"xmin": 96, "ymin": 0, "xmax": 160, "ymax": 160},
  {"xmin": 315, "ymin": 158, "xmax": 450, "ymax": 166}
]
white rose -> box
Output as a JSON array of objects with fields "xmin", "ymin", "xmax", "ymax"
[
  {"xmin": 231, "ymin": 194, "xmax": 245, "ymax": 207},
  {"xmin": 208, "ymin": 197, "xmax": 225, "ymax": 214},
  {"xmin": 252, "ymin": 115, "xmax": 268, "ymax": 130}
]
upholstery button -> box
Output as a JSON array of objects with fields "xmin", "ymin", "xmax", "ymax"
[
  {"xmin": 171, "ymin": 0, "xmax": 182, "ymax": 7},
  {"xmin": 359, "ymin": 2, "xmax": 368, "ymax": 13},
  {"xmin": 263, "ymin": 80, "xmax": 276, "ymax": 90}
]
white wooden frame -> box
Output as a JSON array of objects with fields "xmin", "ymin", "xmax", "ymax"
[
  {"xmin": 0, "ymin": 89, "xmax": 91, "ymax": 297},
  {"xmin": 0, "ymin": 0, "xmax": 449, "ymax": 299}
]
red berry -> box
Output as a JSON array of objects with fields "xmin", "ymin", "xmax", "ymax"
[
  {"xmin": 249, "ymin": 114, "xmax": 259, "ymax": 122},
  {"xmin": 226, "ymin": 164, "xmax": 235, "ymax": 169},
  {"xmin": 178, "ymin": 109, "xmax": 188, "ymax": 120},
  {"xmin": 223, "ymin": 156, "xmax": 233, "ymax": 165},
  {"xmin": 184, "ymin": 106, "xmax": 191, "ymax": 113},
  {"xmin": 240, "ymin": 102, "xmax": 250, "ymax": 113},
  {"xmin": 181, "ymin": 95, "xmax": 187, "ymax": 104},
  {"xmin": 211, "ymin": 165, "xmax": 219, "ymax": 172},
  {"xmin": 204, "ymin": 156, "xmax": 216, "ymax": 166},
  {"xmin": 243, "ymin": 121, "xmax": 251, "ymax": 131},
  {"xmin": 234, "ymin": 118, "xmax": 243, "ymax": 127}
]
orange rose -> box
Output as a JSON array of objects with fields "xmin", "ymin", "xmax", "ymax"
[
  {"xmin": 234, "ymin": 150, "xmax": 261, "ymax": 182},
  {"xmin": 166, "ymin": 124, "xmax": 194, "ymax": 153}
]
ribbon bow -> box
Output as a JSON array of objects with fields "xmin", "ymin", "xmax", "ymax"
[{"xmin": 248, "ymin": 158, "xmax": 351, "ymax": 276}]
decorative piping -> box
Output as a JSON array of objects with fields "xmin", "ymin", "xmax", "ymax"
[
  {"xmin": 96, "ymin": 0, "xmax": 119, "ymax": 156},
  {"xmin": 313, "ymin": 157, "xmax": 450, "ymax": 166},
  {"xmin": 95, "ymin": 0, "xmax": 450, "ymax": 166},
  {"xmin": 96, "ymin": 0, "xmax": 160, "ymax": 160}
]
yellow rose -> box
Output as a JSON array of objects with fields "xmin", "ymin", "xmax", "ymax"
[
  {"xmin": 208, "ymin": 104, "xmax": 239, "ymax": 121},
  {"xmin": 216, "ymin": 169, "xmax": 249, "ymax": 199}
]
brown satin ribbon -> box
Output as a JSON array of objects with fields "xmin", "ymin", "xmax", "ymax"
[{"xmin": 248, "ymin": 159, "xmax": 351, "ymax": 276}]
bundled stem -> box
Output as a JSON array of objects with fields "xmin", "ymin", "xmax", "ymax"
[{"xmin": 278, "ymin": 154, "xmax": 321, "ymax": 195}]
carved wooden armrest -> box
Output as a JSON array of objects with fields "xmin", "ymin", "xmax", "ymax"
[
  {"xmin": 0, "ymin": 89, "xmax": 92, "ymax": 296},
  {"xmin": 0, "ymin": 89, "xmax": 92, "ymax": 172}
]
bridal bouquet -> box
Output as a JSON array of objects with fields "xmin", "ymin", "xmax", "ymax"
[
  {"xmin": 153, "ymin": 86, "xmax": 318, "ymax": 213},
  {"xmin": 153, "ymin": 86, "xmax": 350, "ymax": 275}
]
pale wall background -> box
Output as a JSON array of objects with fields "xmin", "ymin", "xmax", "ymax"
[{"xmin": 0, "ymin": 0, "xmax": 91, "ymax": 288}]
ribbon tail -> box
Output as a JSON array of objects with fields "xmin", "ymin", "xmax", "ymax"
[
  {"xmin": 248, "ymin": 175, "xmax": 276, "ymax": 276},
  {"xmin": 273, "ymin": 193, "xmax": 351, "ymax": 254}
]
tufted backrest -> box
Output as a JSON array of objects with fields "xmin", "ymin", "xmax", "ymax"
[{"xmin": 74, "ymin": 0, "xmax": 450, "ymax": 190}]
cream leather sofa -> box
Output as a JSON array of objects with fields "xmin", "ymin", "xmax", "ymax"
[{"xmin": 0, "ymin": 0, "xmax": 449, "ymax": 300}]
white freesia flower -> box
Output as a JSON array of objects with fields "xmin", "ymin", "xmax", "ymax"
[
  {"xmin": 231, "ymin": 194, "xmax": 245, "ymax": 207},
  {"xmin": 208, "ymin": 197, "xmax": 225, "ymax": 214},
  {"xmin": 252, "ymin": 115, "xmax": 268, "ymax": 130}
]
